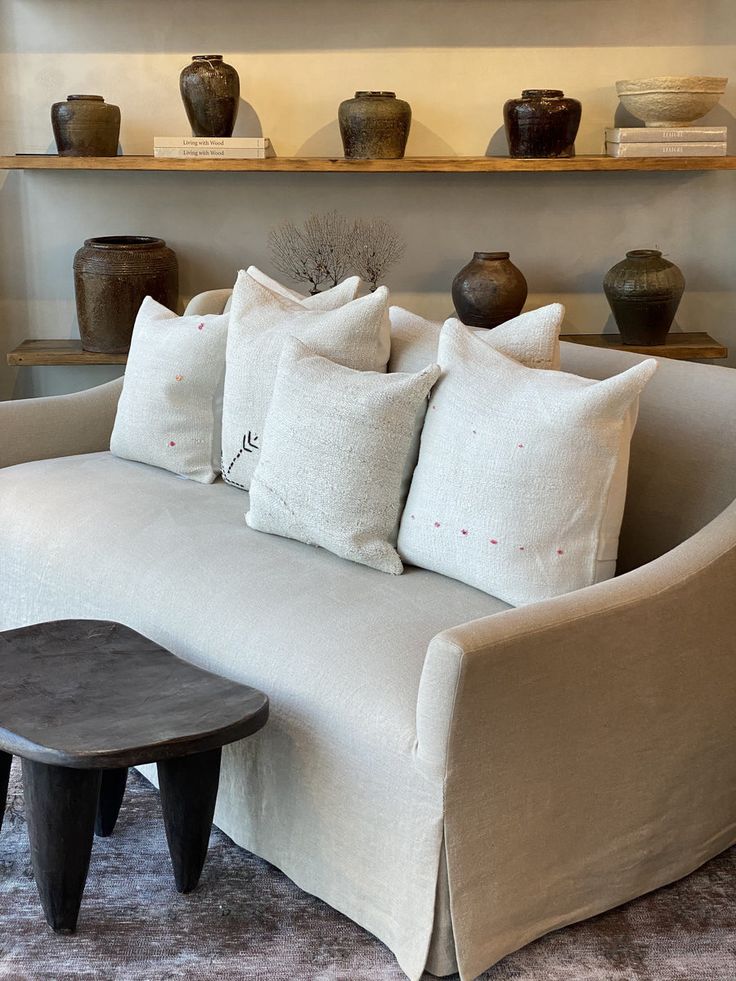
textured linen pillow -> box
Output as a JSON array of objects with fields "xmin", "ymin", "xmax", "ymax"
[
  {"xmin": 222, "ymin": 273, "xmax": 391, "ymax": 490},
  {"xmin": 246, "ymin": 336, "xmax": 440, "ymax": 574},
  {"xmin": 110, "ymin": 297, "xmax": 228, "ymax": 483},
  {"xmin": 397, "ymin": 320, "xmax": 657, "ymax": 606},
  {"xmin": 222, "ymin": 266, "xmax": 362, "ymax": 313},
  {"xmin": 388, "ymin": 303, "xmax": 564, "ymax": 373}
]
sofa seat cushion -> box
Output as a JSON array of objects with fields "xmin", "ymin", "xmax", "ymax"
[{"xmin": 0, "ymin": 452, "xmax": 510, "ymax": 750}]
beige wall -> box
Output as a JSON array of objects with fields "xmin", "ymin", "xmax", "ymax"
[{"xmin": 1, "ymin": 0, "xmax": 734, "ymax": 399}]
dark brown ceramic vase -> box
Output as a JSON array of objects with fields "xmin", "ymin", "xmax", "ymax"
[
  {"xmin": 73, "ymin": 237, "xmax": 179, "ymax": 353},
  {"xmin": 338, "ymin": 92, "xmax": 412, "ymax": 159},
  {"xmin": 179, "ymin": 55, "xmax": 240, "ymax": 137},
  {"xmin": 603, "ymin": 249, "xmax": 685, "ymax": 345},
  {"xmin": 452, "ymin": 252, "xmax": 528, "ymax": 328},
  {"xmin": 503, "ymin": 89, "xmax": 581, "ymax": 158},
  {"xmin": 51, "ymin": 95, "xmax": 120, "ymax": 157}
]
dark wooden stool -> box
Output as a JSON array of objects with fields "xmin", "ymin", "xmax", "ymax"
[{"xmin": 0, "ymin": 619, "xmax": 268, "ymax": 933}]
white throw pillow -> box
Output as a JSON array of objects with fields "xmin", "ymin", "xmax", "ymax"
[
  {"xmin": 397, "ymin": 320, "xmax": 657, "ymax": 606},
  {"xmin": 222, "ymin": 272, "xmax": 391, "ymax": 491},
  {"xmin": 110, "ymin": 297, "xmax": 228, "ymax": 483},
  {"xmin": 388, "ymin": 303, "xmax": 564, "ymax": 374},
  {"xmin": 246, "ymin": 336, "xmax": 440, "ymax": 574},
  {"xmin": 222, "ymin": 266, "xmax": 362, "ymax": 313}
]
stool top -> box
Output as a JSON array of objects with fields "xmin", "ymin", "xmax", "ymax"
[{"xmin": 0, "ymin": 620, "xmax": 269, "ymax": 768}]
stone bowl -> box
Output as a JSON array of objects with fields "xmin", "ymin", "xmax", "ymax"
[{"xmin": 616, "ymin": 76, "xmax": 728, "ymax": 127}]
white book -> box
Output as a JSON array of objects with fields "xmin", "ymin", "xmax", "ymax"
[
  {"xmin": 606, "ymin": 126, "xmax": 727, "ymax": 144},
  {"xmin": 153, "ymin": 147, "xmax": 273, "ymax": 159},
  {"xmin": 154, "ymin": 136, "xmax": 271, "ymax": 149},
  {"xmin": 607, "ymin": 141, "xmax": 727, "ymax": 158}
]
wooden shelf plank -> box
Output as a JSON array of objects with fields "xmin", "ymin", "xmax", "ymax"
[
  {"xmin": 560, "ymin": 331, "xmax": 728, "ymax": 360},
  {"xmin": 7, "ymin": 339, "xmax": 128, "ymax": 366},
  {"xmin": 10, "ymin": 332, "xmax": 728, "ymax": 366},
  {"xmin": 2, "ymin": 154, "xmax": 736, "ymax": 173}
]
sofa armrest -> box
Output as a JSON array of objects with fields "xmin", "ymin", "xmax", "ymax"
[
  {"xmin": 417, "ymin": 503, "xmax": 736, "ymax": 979},
  {"xmin": 0, "ymin": 377, "xmax": 123, "ymax": 469},
  {"xmin": 183, "ymin": 289, "xmax": 232, "ymax": 316}
]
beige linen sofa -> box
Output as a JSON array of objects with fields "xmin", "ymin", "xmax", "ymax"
[{"xmin": 1, "ymin": 290, "xmax": 735, "ymax": 981}]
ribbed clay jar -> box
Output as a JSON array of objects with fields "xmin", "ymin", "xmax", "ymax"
[
  {"xmin": 603, "ymin": 249, "xmax": 685, "ymax": 345},
  {"xmin": 51, "ymin": 95, "xmax": 121, "ymax": 157},
  {"xmin": 503, "ymin": 89, "xmax": 582, "ymax": 158},
  {"xmin": 73, "ymin": 237, "xmax": 179, "ymax": 353},
  {"xmin": 452, "ymin": 252, "xmax": 528, "ymax": 329},
  {"xmin": 338, "ymin": 92, "xmax": 412, "ymax": 159},
  {"xmin": 179, "ymin": 55, "xmax": 240, "ymax": 137}
]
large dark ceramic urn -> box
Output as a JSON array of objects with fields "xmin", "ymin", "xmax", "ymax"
[
  {"xmin": 179, "ymin": 55, "xmax": 240, "ymax": 138},
  {"xmin": 603, "ymin": 249, "xmax": 685, "ymax": 345},
  {"xmin": 73, "ymin": 237, "xmax": 179, "ymax": 354},
  {"xmin": 338, "ymin": 91, "xmax": 412, "ymax": 159},
  {"xmin": 452, "ymin": 252, "xmax": 528, "ymax": 329},
  {"xmin": 503, "ymin": 89, "xmax": 581, "ymax": 158},
  {"xmin": 51, "ymin": 95, "xmax": 120, "ymax": 157}
]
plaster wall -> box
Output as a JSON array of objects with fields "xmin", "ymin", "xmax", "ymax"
[{"xmin": 1, "ymin": 0, "xmax": 734, "ymax": 398}]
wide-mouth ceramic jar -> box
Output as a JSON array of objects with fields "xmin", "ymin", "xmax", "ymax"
[
  {"xmin": 51, "ymin": 95, "xmax": 121, "ymax": 157},
  {"xmin": 503, "ymin": 89, "xmax": 582, "ymax": 158},
  {"xmin": 338, "ymin": 91, "xmax": 412, "ymax": 159}
]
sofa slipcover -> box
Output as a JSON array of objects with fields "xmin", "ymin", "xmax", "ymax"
[{"xmin": 2, "ymin": 296, "xmax": 735, "ymax": 981}]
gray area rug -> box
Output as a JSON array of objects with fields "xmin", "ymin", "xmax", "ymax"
[{"xmin": 0, "ymin": 760, "xmax": 734, "ymax": 980}]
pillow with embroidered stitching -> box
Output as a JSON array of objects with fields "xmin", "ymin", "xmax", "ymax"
[{"xmin": 397, "ymin": 319, "xmax": 657, "ymax": 606}]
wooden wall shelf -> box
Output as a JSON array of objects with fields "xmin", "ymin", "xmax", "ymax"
[
  {"xmin": 560, "ymin": 331, "xmax": 728, "ymax": 360},
  {"xmin": 2, "ymin": 154, "xmax": 736, "ymax": 173},
  {"xmin": 9, "ymin": 332, "xmax": 728, "ymax": 366},
  {"xmin": 7, "ymin": 340, "xmax": 127, "ymax": 366}
]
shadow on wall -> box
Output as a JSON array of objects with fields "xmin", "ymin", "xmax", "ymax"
[
  {"xmin": 0, "ymin": 172, "xmax": 30, "ymax": 401},
  {"xmin": 4, "ymin": 0, "xmax": 735, "ymax": 52},
  {"xmin": 232, "ymin": 100, "xmax": 263, "ymax": 139}
]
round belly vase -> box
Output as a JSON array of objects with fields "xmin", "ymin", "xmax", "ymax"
[
  {"xmin": 603, "ymin": 249, "xmax": 685, "ymax": 345},
  {"xmin": 179, "ymin": 55, "xmax": 240, "ymax": 137},
  {"xmin": 73, "ymin": 237, "xmax": 179, "ymax": 354},
  {"xmin": 503, "ymin": 89, "xmax": 582, "ymax": 158},
  {"xmin": 452, "ymin": 252, "xmax": 528, "ymax": 329},
  {"xmin": 51, "ymin": 95, "xmax": 120, "ymax": 157},
  {"xmin": 338, "ymin": 91, "xmax": 412, "ymax": 159}
]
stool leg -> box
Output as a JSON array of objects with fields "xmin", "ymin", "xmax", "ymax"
[
  {"xmin": 157, "ymin": 748, "xmax": 221, "ymax": 894},
  {"xmin": 22, "ymin": 759, "xmax": 101, "ymax": 932},
  {"xmin": 95, "ymin": 767, "xmax": 128, "ymax": 837},
  {"xmin": 0, "ymin": 751, "xmax": 11, "ymax": 832}
]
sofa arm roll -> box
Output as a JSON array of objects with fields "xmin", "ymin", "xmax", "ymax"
[
  {"xmin": 0, "ymin": 377, "xmax": 123, "ymax": 469},
  {"xmin": 416, "ymin": 501, "xmax": 736, "ymax": 980}
]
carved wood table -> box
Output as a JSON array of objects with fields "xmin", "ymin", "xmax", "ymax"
[{"xmin": 0, "ymin": 619, "xmax": 269, "ymax": 933}]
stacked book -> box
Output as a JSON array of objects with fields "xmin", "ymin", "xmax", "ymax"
[
  {"xmin": 605, "ymin": 126, "xmax": 727, "ymax": 158},
  {"xmin": 154, "ymin": 137, "xmax": 273, "ymax": 159}
]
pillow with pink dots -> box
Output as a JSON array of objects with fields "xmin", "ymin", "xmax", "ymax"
[
  {"xmin": 397, "ymin": 319, "xmax": 657, "ymax": 606},
  {"xmin": 110, "ymin": 297, "xmax": 228, "ymax": 483}
]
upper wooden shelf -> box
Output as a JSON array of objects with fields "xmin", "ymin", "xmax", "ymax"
[{"xmin": 2, "ymin": 154, "xmax": 736, "ymax": 173}]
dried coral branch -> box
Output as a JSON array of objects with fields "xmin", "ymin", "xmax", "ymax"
[
  {"xmin": 349, "ymin": 217, "xmax": 405, "ymax": 292},
  {"xmin": 269, "ymin": 219, "xmax": 330, "ymax": 294}
]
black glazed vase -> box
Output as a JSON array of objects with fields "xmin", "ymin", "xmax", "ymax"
[
  {"xmin": 603, "ymin": 249, "xmax": 685, "ymax": 345},
  {"xmin": 503, "ymin": 89, "xmax": 582, "ymax": 158},
  {"xmin": 452, "ymin": 252, "xmax": 528, "ymax": 329},
  {"xmin": 338, "ymin": 92, "xmax": 412, "ymax": 159},
  {"xmin": 51, "ymin": 95, "xmax": 120, "ymax": 157},
  {"xmin": 179, "ymin": 55, "xmax": 240, "ymax": 138}
]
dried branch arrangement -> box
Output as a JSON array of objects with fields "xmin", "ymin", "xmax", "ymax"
[{"xmin": 269, "ymin": 211, "xmax": 404, "ymax": 293}]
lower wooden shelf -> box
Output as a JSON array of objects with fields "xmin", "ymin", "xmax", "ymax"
[
  {"xmin": 7, "ymin": 340, "xmax": 127, "ymax": 366},
  {"xmin": 560, "ymin": 332, "xmax": 728, "ymax": 361},
  {"xmin": 7, "ymin": 331, "xmax": 729, "ymax": 367}
]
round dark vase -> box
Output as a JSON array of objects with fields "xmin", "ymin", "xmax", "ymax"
[
  {"xmin": 338, "ymin": 91, "xmax": 412, "ymax": 159},
  {"xmin": 452, "ymin": 252, "xmax": 528, "ymax": 329},
  {"xmin": 603, "ymin": 249, "xmax": 685, "ymax": 345},
  {"xmin": 73, "ymin": 237, "xmax": 179, "ymax": 354},
  {"xmin": 503, "ymin": 89, "xmax": 582, "ymax": 158},
  {"xmin": 51, "ymin": 95, "xmax": 120, "ymax": 157},
  {"xmin": 179, "ymin": 55, "xmax": 240, "ymax": 138}
]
